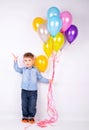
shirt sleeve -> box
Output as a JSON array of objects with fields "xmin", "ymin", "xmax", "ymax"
[
  {"xmin": 37, "ymin": 69, "xmax": 49, "ymax": 83},
  {"xmin": 14, "ymin": 61, "xmax": 23, "ymax": 74}
]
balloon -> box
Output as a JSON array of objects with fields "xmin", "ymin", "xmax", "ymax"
[
  {"xmin": 53, "ymin": 32, "xmax": 65, "ymax": 52},
  {"xmin": 65, "ymin": 24, "xmax": 78, "ymax": 44},
  {"xmin": 35, "ymin": 55, "xmax": 48, "ymax": 72},
  {"xmin": 47, "ymin": 16, "xmax": 62, "ymax": 36},
  {"xmin": 38, "ymin": 23, "xmax": 50, "ymax": 43},
  {"xmin": 47, "ymin": 6, "xmax": 60, "ymax": 19},
  {"xmin": 60, "ymin": 11, "xmax": 72, "ymax": 33},
  {"xmin": 32, "ymin": 17, "xmax": 46, "ymax": 31},
  {"xmin": 43, "ymin": 36, "xmax": 53, "ymax": 58}
]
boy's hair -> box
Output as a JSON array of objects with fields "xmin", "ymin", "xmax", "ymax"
[{"xmin": 23, "ymin": 52, "xmax": 34, "ymax": 59}]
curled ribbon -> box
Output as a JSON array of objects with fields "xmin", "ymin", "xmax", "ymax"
[{"xmin": 37, "ymin": 53, "xmax": 58, "ymax": 127}]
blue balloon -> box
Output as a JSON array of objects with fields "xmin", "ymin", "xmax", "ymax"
[
  {"xmin": 47, "ymin": 16, "xmax": 62, "ymax": 37},
  {"xmin": 47, "ymin": 7, "xmax": 60, "ymax": 19}
]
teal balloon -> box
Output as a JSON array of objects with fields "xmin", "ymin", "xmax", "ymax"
[
  {"xmin": 47, "ymin": 7, "xmax": 60, "ymax": 19},
  {"xmin": 47, "ymin": 16, "xmax": 62, "ymax": 37}
]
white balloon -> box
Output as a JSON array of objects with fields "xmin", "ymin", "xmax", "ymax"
[{"xmin": 38, "ymin": 23, "xmax": 50, "ymax": 43}]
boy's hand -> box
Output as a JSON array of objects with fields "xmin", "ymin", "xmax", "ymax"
[
  {"xmin": 12, "ymin": 53, "xmax": 18, "ymax": 62},
  {"xmin": 49, "ymin": 78, "xmax": 53, "ymax": 83}
]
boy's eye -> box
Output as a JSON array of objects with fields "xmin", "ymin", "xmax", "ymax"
[{"xmin": 24, "ymin": 60, "xmax": 31, "ymax": 62}]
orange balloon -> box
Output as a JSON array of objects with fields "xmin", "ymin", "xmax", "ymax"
[
  {"xmin": 32, "ymin": 17, "xmax": 46, "ymax": 31},
  {"xmin": 35, "ymin": 55, "xmax": 48, "ymax": 72}
]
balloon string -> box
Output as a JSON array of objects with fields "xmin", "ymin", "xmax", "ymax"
[{"xmin": 37, "ymin": 53, "xmax": 58, "ymax": 127}]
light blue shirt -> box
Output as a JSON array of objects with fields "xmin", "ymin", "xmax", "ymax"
[{"xmin": 14, "ymin": 61, "xmax": 49, "ymax": 91}]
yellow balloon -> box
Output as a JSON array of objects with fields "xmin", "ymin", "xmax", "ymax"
[
  {"xmin": 53, "ymin": 32, "xmax": 65, "ymax": 52},
  {"xmin": 35, "ymin": 55, "xmax": 48, "ymax": 72},
  {"xmin": 43, "ymin": 36, "xmax": 53, "ymax": 58},
  {"xmin": 32, "ymin": 17, "xmax": 46, "ymax": 32}
]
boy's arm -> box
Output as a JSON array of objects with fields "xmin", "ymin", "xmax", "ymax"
[
  {"xmin": 37, "ymin": 69, "xmax": 49, "ymax": 83},
  {"xmin": 12, "ymin": 53, "xmax": 23, "ymax": 74},
  {"xmin": 14, "ymin": 61, "xmax": 23, "ymax": 74}
]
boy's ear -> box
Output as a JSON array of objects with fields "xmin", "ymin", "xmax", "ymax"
[{"xmin": 33, "ymin": 58, "xmax": 35, "ymax": 65}]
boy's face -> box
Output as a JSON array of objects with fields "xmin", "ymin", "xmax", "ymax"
[{"xmin": 23, "ymin": 57, "xmax": 34, "ymax": 68}]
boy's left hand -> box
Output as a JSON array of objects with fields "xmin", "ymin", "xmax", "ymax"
[{"xmin": 49, "ymin": 78, "xmax": 53, "ymax": 83}]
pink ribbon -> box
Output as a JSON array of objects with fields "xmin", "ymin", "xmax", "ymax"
[{"xmin": 37, "ymin": 53, "xmax": 58, "ymax": 127}]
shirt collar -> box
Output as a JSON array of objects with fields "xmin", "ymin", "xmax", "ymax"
[{"xmin": 25, "ymin": 66, "xmax": 33, "ymax": 69}]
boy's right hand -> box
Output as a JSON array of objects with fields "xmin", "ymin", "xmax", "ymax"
[{"xmin": 12, "ymin": 53, "xmax": 18, "ymax": 62}]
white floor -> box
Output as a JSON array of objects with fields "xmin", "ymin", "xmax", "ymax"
[{"xmin": 0, "ymin": 118, "xmax": 89, "ymax": 130}]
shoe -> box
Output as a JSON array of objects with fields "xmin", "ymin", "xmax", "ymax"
[
  {"xmin": 22, "ymin": 118, "xmax": 28, "ymax": 123},
  {"xmin": 28, "ymin": 118, "xmax": 35, "ymax": 124}
]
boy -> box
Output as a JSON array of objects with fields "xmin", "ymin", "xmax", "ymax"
[{"xmin": 12, "ymin": 52, "xmax": 50, "ymax": 124}]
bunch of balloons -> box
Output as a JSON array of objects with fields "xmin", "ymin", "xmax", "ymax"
[
  {"xmin": 32, "ymin": 7, "xmax": 78, "ymax": 127},
  {"xmin": 33, "ymin": 6, "xmax": 78, "ymax": 72}
]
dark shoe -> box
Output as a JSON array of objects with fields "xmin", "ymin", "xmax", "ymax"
[
  {"xmin": 28, "ymin": 118, "xmax": 35, "ymax": 124},
  {"xmin": 22, "ymin": 118, "xmax": 28, "ymax": 123}
]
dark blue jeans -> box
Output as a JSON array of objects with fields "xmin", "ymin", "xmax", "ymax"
[{"xmin": 21, "ymin": 89, "xmax": 37, "ymax": 118}]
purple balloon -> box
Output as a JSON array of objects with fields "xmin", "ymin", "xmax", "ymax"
[{"xmin": 65, "ymin": 25, "xmax": 78, "ymax": 44}]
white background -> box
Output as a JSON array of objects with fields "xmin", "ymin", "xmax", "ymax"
[{"xmin": 0, "ymin": 0, "xmax": 89, "ymax": 129}]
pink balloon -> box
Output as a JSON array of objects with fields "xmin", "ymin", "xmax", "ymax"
[{"xmin": 60, "ymin": 11, "xmax": 72, "ymax": 33}]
